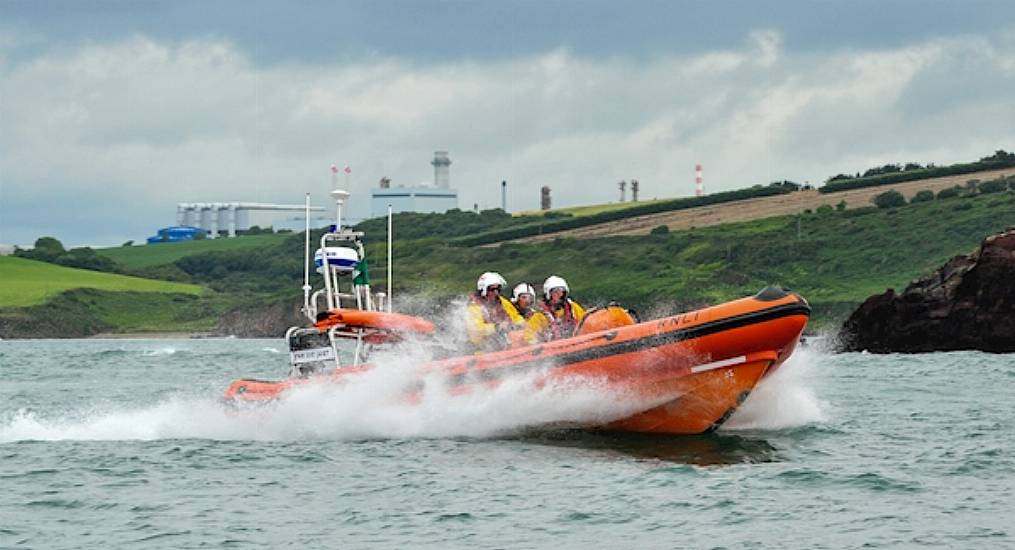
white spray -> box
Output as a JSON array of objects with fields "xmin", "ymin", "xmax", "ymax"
[{"xmin": 723, "ymin": 346, "xmax": 828, "ymax": 431}]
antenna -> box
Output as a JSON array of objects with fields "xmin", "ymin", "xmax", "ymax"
[
  {"xmin": 302, "ymin": 193, "xmax": 312, "ymax": 319},
  {"xmin": 329, "ymin": 164, "xmax": 351, "ymax": 230},
  {"xmin": 387, "ymin": 204, "xmax": 393, "ymax": 312},
  {"xmin": 695, "ymin": 164, "xmax": 704, "ymax": 197},
  {"xmin": 330, "ymin": 188, "xmax": 350, "ymax": 231}
]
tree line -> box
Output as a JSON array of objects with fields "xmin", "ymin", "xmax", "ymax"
[
  {"xmin": 14, "ymin": 237, "xmax": 120, "ymax": 273},
  {"xmin": 822, "ymin": 150, "xmax": 1015, "ymax": 194}
]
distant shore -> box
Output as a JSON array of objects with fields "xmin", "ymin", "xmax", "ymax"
[{"xmin": 87, "ymin": 332, "xmax": 222, "ymax": 339}]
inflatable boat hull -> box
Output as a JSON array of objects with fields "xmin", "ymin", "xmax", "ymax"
[{"xmin": 225, "ymin": 288, "xmax": 809, "ymax": 435}]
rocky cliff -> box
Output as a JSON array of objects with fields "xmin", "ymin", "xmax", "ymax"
[
  {"xmin": 840, "ymin": 229, "xmax": 1015, "ymax": 353},
  {"xmin": 214, "ymin": 297, "xmax": 306, "ymax": 338}
]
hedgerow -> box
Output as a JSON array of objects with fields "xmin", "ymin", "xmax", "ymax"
[{"xmin": 451, "ymin": 183, "xmax": 797, "ymax": 247}]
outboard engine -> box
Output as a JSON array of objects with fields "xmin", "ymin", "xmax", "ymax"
[{"xmin": 286, "ymin": 327, "xmax": 338, "ymax": 378}]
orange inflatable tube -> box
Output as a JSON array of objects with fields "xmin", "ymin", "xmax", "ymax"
[{"xmin": 314, "ymin": 309, "xmax": 436, "ymax": 334}]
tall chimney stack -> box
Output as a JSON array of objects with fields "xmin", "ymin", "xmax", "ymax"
[{"xmin": 432, "ymin": 151, "xmax": 452, "ymax": 188}]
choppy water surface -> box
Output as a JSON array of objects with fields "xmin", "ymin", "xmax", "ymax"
[{"xmin": 1, "ymin": 339, "xmax": 1013, "ymax": 549}]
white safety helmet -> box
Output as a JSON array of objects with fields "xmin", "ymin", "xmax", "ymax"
[
  {"xmin": 542, "ymin": 275, "xmax": 569, "ymax": 299},
  {"xmin": 512, "ymin": 283, "xmax": 536, "ymax": 301},
  {"xmin": 476, "ymin": 272, "xmax": 508, "ymax": 297}
]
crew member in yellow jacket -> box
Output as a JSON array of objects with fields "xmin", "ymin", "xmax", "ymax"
[
  {"xmin": 526, "ymin": 275, "xmax": 586, "ymax": 342},
  {"xmin": 466, "ymin": 272, "xmax": 524, "ymax": 350},
  {"xmin": 508, "ymin": 283, "xmax": 538, "ymax": 320}
]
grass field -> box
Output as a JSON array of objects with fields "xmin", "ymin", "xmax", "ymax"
[
  {"xmin": 96, "ymin": 233, "xmax": 289, "ymax": 268},
  {"xmin": 85, "ymin": 291, "xmax": 240, "ymax": 332},
  {"xmin": 515, "ymin": 198, "xmax": 670, "ymax": 218},
  {"xmin": 0, "ymin": 256, "xmax": 205, "ymax": 307}
]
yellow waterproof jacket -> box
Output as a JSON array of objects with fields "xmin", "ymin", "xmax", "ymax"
[
  {"xmin": 525, "ymin": 298, "xmax": 586, "ymax": 342},
  {"xmin": 466, "ymin": 295, "xmax": 524, "ymax": 348},
  {"xmin": 505, "ymin": 299, "xmax": 541, "ymax": 322}
]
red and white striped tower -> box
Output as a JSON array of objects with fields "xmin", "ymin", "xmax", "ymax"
[{"xmin": 695, "ymin": 163, "xmax": 704, "ymax": 197}]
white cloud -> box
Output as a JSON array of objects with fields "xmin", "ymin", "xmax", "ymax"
[
  {"xmin": 750, "ymin": 29, "xmax": 781, "ymax": 68},
  {"xmin": 1, "ymin": 29, "xmax": 1015, "ymax": 245}
]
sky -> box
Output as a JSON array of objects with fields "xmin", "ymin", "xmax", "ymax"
[{"xmin": 2, "ymin": 0, "xmax": 1015, "ymax": 247}]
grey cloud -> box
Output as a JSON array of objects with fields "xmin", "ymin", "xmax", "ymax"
[{"xmin": 2, "ymin": 28, "xmax": 1015, "ymax": 246}]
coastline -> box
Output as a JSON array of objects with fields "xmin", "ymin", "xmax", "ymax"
[{"xmin": 87, "ymin": 332, "xmax": 223, "ymax": 339}]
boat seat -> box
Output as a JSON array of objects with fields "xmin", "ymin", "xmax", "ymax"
[{"xmin": 575, "ymin": 305, "xmax": 638, "ymax": 336}]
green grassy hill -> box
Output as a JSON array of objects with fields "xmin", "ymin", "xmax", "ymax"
[
  {"xmin": 7, "ymin": 182, "xmax": 1015, "ymax": 337},
  {"xmin": 366, "ymin": 189, "xmax": 1015, "ymax": 329},
  {"xmin": 96, "ymin": 233, "xmax": 289, "ymax": 269},
  {"xmin": 160, "ymin": 186, "xmax": 1015, "ymax": 331},
  {"xmin": 0, "ymin": 256, "xmax": 204, "ymax": 307},
  {"xmin": 152, "ymin": 189, "xmax": 1015, "ymax": 328},
  {"xmin": 0, "ymin": 257, "xmax": 220, "ymax": 337}
]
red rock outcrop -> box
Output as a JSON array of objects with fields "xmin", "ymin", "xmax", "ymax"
[{"xmin": 841, "ymin": 229, "xmax": 1015, "ymax": 352}]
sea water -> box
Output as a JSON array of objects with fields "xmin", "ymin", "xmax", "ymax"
[{"xmin": 1, "ymin": 339, "xmax": 1013, "ymax": 549}]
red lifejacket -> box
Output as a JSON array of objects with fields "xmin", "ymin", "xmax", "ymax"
[
  {"xmin": 472, "ymin": 292, "xmax": 510, "ymax": 325},
  {"xmin": 540, "ymin": 298, "xmax": 577, "ymax": 340}
]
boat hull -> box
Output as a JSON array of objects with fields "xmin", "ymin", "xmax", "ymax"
[
  {"xmin": 225, "ymin": 288, "xmax": 809, "ymax": 435},
  {"xmin": 604, "ymin": 355, "xmax": 773, "ymax": 434}
]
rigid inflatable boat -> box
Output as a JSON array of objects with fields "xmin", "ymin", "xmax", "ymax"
[
  {"xmin": 226, "ymin": 287, "xmax": 808, "ymax": 435},
  {"xmin": 223, "ymin": 193, "xmax": 810, "ymax": 435}
]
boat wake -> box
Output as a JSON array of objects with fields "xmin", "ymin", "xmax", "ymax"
[
  {"xmin": 0, "ymin": 347, "xmax": 828, "ymax": 443},
  {"xmin": 0, "ymin": 348, "xmax": 639, "ymax": 443},
  {"xmin": 141, "ymin": 346, "xmax": 179, "ymax": 357}
]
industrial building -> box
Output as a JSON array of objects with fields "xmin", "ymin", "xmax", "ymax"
[
  {"xmin": 146, "ymin": 226, "xmax": 205, "ymax": 244},
  {"xmin": 173, "ymin": 202, "xmax": 326, "ymax": 239},
  {"xmin": 369, "ymin": 151, "xmax": 459, "ymax": 218}
]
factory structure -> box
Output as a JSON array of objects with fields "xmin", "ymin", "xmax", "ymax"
[
  {"xmin": 149, "ymin": 202, "xmax": 325, "ymax": 243},
  {"xmin": 152, "ymin": 156, "xmax": 704, "ymax": 243},
  {"xmin": 369, "ymin": 151, "xmax": 459, "ymax": 218},
  {"xmin": 696, "ymin": 163, "xmax": 705, "ymax": 196},
  {"xmin": 153, "ymin": 152, "xmax": 458, "ymax": 243},
  {"xmin": 173, "ymin": 202, "xmax": 326, "ymax": 238}
]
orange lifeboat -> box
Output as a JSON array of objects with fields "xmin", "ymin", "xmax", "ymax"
[{"xmin": 224, "ymin": 287, "xmax": 809, "ymax": 435}]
